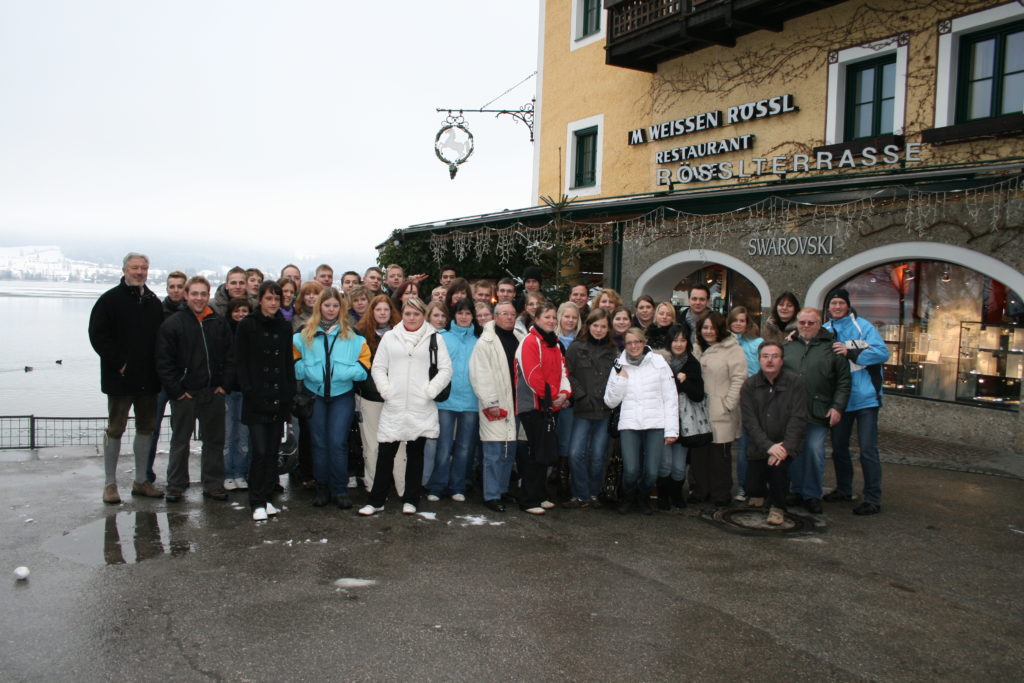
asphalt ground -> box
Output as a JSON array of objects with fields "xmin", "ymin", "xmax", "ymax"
[{"xmin": 1, "ymin": 445, "xmax": 1022, "ymax": 682}]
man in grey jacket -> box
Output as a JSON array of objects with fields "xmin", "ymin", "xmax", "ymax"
[{"xmin": 783, "ymin": 308, "xmax": 851, "ymax": 514}]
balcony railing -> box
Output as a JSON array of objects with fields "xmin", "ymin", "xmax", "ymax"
[{"xmin": 605, "ymin": 0, "xmax": 849, "ymax": 72}]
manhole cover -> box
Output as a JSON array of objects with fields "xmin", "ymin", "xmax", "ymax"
[{"xmin": 699, "ymin": 506, "xmax": 825, "ymax": 536}]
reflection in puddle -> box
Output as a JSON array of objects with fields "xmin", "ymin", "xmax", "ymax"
[{"xmin": 43, "ymin": 512, "xmax": 197, "ymax": 566}]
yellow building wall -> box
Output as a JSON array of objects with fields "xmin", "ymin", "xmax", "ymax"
[{"xmin": 536, "ymin": 0, "xmax": 1023, "ymax": 203}]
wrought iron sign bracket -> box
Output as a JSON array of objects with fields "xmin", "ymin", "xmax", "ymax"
[{"xmin": 435, "ymin": 100, "xmax": 535, "ymax": 142}]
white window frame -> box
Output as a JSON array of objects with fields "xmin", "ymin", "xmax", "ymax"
[
  {"xmin": 566, "ymin": 114, "xmax": 603, "ymax": 198},
  {"xmin": 570, "ymin": 0, "xmax": 605, "ymax": 51},
  {"xmin": 934, "ymin": 2, "xmax": 1024, "ymax": 128},
  {"xmin": 825, "ymin": 36, "xmax": 908, "ymax": 145}
]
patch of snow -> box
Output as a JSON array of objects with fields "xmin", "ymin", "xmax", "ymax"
[{"xmin": 334, "ymin": 578, "xmax": 377, "ymax": 588}]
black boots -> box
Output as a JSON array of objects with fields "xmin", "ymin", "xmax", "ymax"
[
  {"xmin": 312, "ymin": 484, "xmax": 330, "ymax": 507},
  {"xmin": 656, "ymin": 477, "xmax": 673, "ymax": 511},
  {"xmin": 670, "ymin": 478, "xmax": 687, "ymax": 509},
  {"xmin": 617, "ymin": 490, "xmax": 635, "ymax": 515},
  {"xmin": 638, "ymin": 491, "xmax": 654, "ymax": 515}
]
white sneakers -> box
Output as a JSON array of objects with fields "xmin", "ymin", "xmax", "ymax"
[
  {"xmin": 357, "ymin": 503, "xmax": 421, "ymax": 515},
  {"xmin": 426, "ymin": 494, "xmax": 440, "ymax": 502},
  {"xmin": 252, "ymin": 507, "xmax": 268, "ymax": 521},
  {"xmin": 524, "ymin": 507, "xmax": 546, "ymax": 515},
  {"xmin": 265, "ymin": 501, "xmax": 279, "ymax": 516},
  {"xmin": 540, "ymin": 500, "xmax": 555, "ymax": 510},
  {"xmin": 348, "ymin": 476, "xmax": 358, "ymax": 488},
  {"xmin": 451, "ymin": 493, "xmax": 466, "ymax": 502},
  {"xmin": 235, "ymin": 478, "xmax": 248, "ymax": 491},
  {"xmin": 224, "ymin": 479, "xmax": 237, "ymax": 491}
]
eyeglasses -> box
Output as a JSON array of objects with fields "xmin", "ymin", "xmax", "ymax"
[
  {"xmin": 796, "ymin": 321, "xmax": 818, "ymax": 326},
  {"xmin": 760, "ymin": 353, "xmax": 782, "ymax": 360}
]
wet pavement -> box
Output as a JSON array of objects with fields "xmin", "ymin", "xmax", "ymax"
[{"xmin": 2, "ymin": 445, "xmax": 1023, "ymax": 681}]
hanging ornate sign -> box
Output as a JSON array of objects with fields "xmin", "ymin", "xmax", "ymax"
[{"xmin": 435, "ymin": 114, "xmax": 475, "ymax": 179}]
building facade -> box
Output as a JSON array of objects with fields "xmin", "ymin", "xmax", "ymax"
[{"xmin": 406, "ymin": 0, "xmax": 1024, "ymax": 450}]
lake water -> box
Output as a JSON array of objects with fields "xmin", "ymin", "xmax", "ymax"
[{"xmin": 0, "ymin": 281, "xmax": 120, "ymax": 416}]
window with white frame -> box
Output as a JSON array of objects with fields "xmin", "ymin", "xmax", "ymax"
[
  {"xmin": 571, "ymin": 0, "xmax": 605, "ymax": 51},
  {"xmin": 934, "ymin": 2, "xmax": 1024, "ymax": 128},
  {"xmin": 825, "ymin": 36, "xmax": 908, "ymax": 145},
  {"xmin": 566, "ymin": 114, "xmax": 603, "ymax": 197}
]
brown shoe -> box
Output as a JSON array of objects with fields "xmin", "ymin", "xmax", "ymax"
[
  {"xmin": 747, "ymin": 497, "xmax": 765, "ymax": 508},
  {"xmin": 131, "ymin": 481, "xmax": 165, "ymax": 498},
  {"xmin": 766, "ymin": 507, "xmax": 785, "ymax": 526},
  {"xmin": 103, "ymin": 484, "xmax": 121, "ymax": 505},
  {"xmin": 203, "ymin": 489, "xmax": 229, "ymax": 501}
]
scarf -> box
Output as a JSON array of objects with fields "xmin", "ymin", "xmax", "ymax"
[
  {"xmin": 668, "ymin": 351, "xmax": 690, "ymax": 375},
  {"xmin": 536, "ymin": 327, "xmax": 559, "ymax": 348},
  {"xmin": 495, "ymin": 325, "xmax": 519, "ymax": 387}
]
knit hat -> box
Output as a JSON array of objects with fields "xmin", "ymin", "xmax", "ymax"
[
  {"xmin": 826, "ymin": 288, "xmax": 851, "ymax": 308},
  {"xmin": 522, "ymin": 266, "xmax": 543, "ymax": 284}
]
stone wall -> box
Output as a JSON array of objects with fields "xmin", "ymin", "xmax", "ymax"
[{"xmin": 881, "ymin": 395, "xmax": 1023, "ymax": 454}]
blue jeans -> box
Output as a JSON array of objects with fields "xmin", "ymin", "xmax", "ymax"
[
  {"xmin": 830, "ymin": 407, "xmax": 882, "ymax": 504},
  {"xmin": 659, "ymin": 441, "xmax": 688, "ymax": 480},
  {"xmin": 735, "ymin": 427, "xmax": 750, "ymax": 491},
  {"xmin": 482, "ymin": 440, "xmax": 517, "ymax": 502},
  {"xmin": 422, "ymin": 438, "xmax": 437, "ymax": 486},
  {"xmin": 223, "ymin": 392, "xmax": 250, "ymax": 480},
  {"xmin": 146, "ymin": 389, "xmax": 170, "ymax": 482},
  {"xmin": 789, "ymin": 422, "xmax": 828, "ymax": 499},
  {"xmin": 568, "ymin": 417, "xmax": 610, "ymax": 501},
  {"xmin": 428, "ymin": 410, "xmax": 479, "ymax": 496},
  {"xmin": 310, "ymin": 391, "xmax": 355, "ymax": 496},
  {"xmin": 619, "ymin": 429, "xmax": 664, "ymax": 494},
  {"xmin": 555, "ymin": 405, "xmax": 574, "ymax": 459}
]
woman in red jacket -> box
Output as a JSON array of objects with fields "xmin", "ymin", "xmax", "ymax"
[{"xmin": 515, "ymin": 302, "xmax": 572, "ymax": 515}]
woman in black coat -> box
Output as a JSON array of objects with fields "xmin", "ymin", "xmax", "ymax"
[
  {"xmin": 657, "ymin": 323, "xmax": 704, "ymax": 509},
  {"xmin": 232, "ymin": 280, "xmax": 295, "ymax": 521},
  {"xmin": 564, "ymin": 309, "xmax": 619, "ymax": 507}
]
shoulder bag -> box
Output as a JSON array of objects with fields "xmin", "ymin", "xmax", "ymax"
[{"xmin": 429, "ymin": 333, "xmax": 452, "ymax": 403}]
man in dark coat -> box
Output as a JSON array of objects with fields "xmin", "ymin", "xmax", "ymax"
[
  {"xmin": 783, "ymin": 307, "xmax": 851, "ymax": 514},
  {"xmin": 156, "ymin": 276, "xmax": 233, "ymax": 503},
  {"xmin": 88, "ymin": 252, "xmax": 165, "ymax": 504},
  {"xmin": 146, "ymin": 270, "xmax": 189, "ymax": 483},
  {"xmin": 740, "ymin": 341, "xmax": 808, "ymax": 525}
]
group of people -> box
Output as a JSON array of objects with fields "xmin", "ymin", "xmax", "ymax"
[{"xmin": 89, "ymin": 254, "xmax": 888, "ymax": 524}]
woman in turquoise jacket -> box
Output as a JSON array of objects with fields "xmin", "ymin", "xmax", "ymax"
[
  {"xmin": 427, "ymin": 298, "xmax": 481, "ymax": 501},
  {"xmin": 293, "ymin": 287, "xmax": 371, "ymax": 509}
]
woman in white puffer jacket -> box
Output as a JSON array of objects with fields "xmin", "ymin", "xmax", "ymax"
[
  {"xmin": 358, "ymin": 297, "xmax": 452, "ymax": 517},
  {"xmin": 604, "ymin": 328, "xmax": 679, "ymax": 515}
]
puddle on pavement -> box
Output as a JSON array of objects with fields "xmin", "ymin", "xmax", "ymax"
[{"xmin": 43, "ymin": 511, "xmax": 197, "ymax": 566}]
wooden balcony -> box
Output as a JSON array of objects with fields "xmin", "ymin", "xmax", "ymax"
[{"xmin": 605, "ymin": 0, "xmax": 849, "ymax": 72}]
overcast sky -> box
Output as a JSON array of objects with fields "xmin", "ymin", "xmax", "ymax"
[{"xmin": 0, "ymin": 1, "xmax": 539, "ymax": 270}]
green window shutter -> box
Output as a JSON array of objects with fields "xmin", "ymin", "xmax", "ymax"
[
  {"xmin": 844, "ymin": 55, "xmax": 897, "ymax": 141},
  {"xmin": 573, "ymin": 127, "xmax": 598, "ymax": 188},
  {"xmin": 957, "ymin": 20, "xmax": 1024, "ymax": 122}
]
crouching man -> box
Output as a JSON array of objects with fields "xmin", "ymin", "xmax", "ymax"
[
  {"xmin": 157, "ymin": 276, "xmax": 233, "ymax": 503},
  {"xmin": 740, "ymin": 341, "xmax": 808, "ymax": 525}
]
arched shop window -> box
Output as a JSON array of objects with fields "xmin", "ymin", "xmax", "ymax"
[
  {"xmin": 672, "ymin": 265, "xmax": 762, "ymax": 326},
  {"xmin": 837, "ymin": 260, "xmax": 1023, "ymax": 412}
]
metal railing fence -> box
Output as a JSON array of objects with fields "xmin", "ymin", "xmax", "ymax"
[{"xmin": 0, "ymin": 415, "xmax": 173, "ymax": 449}]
